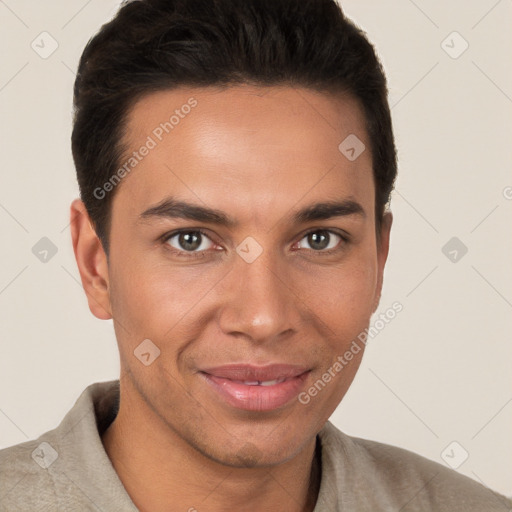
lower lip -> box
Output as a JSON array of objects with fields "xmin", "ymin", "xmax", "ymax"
[{"xmin": 200, "ymin": 372, "xmax": 310, "ymax": 412}]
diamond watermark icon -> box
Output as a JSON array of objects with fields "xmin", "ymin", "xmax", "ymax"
[
  {"xmin": 236, "ymin": 236, "xmax": 263, "ymax": 264},
  {"xmin": 441, "ymin": 31, "xmax": 469, "ymax": 60},
  {"xmin": 441, "ymin": 441, "xmax": 469, "ymax": 469},
  {"xmin": 32, "ymin": 237, "xmax": 58, "ymax": 263},
  {"xmin": 338, "ymin": 134, "xmax": 366, "ymax": 162},
  {"xmin": 134, "ymin": 339, "xmax": 161, "ymax": 366},
  {"xmin": 442, "ymin": 237, "xmax": 468, "ymax": 263},
  {"xmin": 31, "ymin": 442, "xmax": 58, "ymax": 469},
  {"xmin": 31, "ymin": 32, "xmax": 59, "ymax": 59}
]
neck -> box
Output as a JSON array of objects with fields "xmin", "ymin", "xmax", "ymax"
[{"xmin": 101, "ymin": 380, "xmax": 321, "ymax": 512}]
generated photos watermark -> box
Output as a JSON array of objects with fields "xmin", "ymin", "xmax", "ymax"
[
  {"xmin": 298, "ymin": 301, "xmax": 403, "ymax": 405},
  {"xmin": 93, "ymin": 97, "xmax": 198, "ymax": 200}
]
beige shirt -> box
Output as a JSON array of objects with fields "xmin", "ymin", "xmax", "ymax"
[{"xmin": 1, "ymin": 380, "xmax": 509, "ymax": 511}]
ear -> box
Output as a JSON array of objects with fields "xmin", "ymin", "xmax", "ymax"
[
  {"xmin": 372, "ymin": 211, "xmax": 393, "ymax": 313},
  {"xmin": 70, "ymin": 199, "xmax": 112, "ymax": 320}
]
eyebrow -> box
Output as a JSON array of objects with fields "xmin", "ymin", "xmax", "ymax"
[
  {"xmin": 139, "ymin": 197, "xmax": 365, "ymax": 227},
  {"xmin": 294, "ymin": 199, "xmax": 365, "ymax": 223},
  {"xmin": 139, "ymin": 199, "xmax": 236, "ymax": 227}
]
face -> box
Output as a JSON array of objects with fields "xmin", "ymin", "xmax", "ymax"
[{"xmin": 76, "ymin": 85, "xmax": 391, "ymax": 468}]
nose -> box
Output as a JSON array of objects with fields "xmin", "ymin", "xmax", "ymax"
[{"xmin": 216, "ymin": 247, "xmax": 301, "ymax": 344}]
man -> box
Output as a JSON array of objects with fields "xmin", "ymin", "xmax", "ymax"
[{"xmin": 0, "ymin": 0, "xmax": 509, "ymax": 510}]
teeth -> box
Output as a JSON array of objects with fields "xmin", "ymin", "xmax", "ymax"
[
  {"xmin": 239, "ymin": 378, "xmax": 285, "ymax": 386},
  {"xmin": 259, "ymin": 379, "xmax": 279, "ymax": 386}
]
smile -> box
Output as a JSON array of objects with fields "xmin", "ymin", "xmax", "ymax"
[{"xmin": 198, "ymin": 364, "xmax": 311, "ymax": 412}]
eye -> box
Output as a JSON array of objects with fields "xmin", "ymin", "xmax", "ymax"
[
  {"xmin": 296, "ymin": 230, "xmax": 343, "ymax": 252},
  {"xmin": 164, "ymin": 230, "xmax": 216, "ymax": 253}
]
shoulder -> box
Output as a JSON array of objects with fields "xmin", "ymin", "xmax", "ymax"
[
  {"xmin": 0, "ymin": 381, "xmax": 125, "ymax": 511},
  {"xmin": 318, "ymin": 421, "xmax": 511, "ymax": 511},
  {"xmin": 0, "ymin": 434, "xmax": 63, "ymax": 510}
]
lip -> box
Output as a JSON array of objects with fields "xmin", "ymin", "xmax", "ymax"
[{"xmin": 199, "ymin": 364, "xmax": 310, "ymax": 412}]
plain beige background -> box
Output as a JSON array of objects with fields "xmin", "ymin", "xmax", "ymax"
[{"xmin": 1, "ymin": 0, "xmax": 511, "ymax": 497}]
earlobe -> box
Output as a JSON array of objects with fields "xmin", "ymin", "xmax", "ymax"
[{"xmin": 70, "ymin": 199, "xmax": 112, "ymax": 320}]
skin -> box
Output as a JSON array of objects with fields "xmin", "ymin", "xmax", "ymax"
[{"xmin": 71, "ymin": 85, "xmax": 392, "ymax": 512}]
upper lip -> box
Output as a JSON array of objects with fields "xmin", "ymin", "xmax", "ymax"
[{"xmin": 199, "ymin": 364, "xmax": 310, "ymax": 382}]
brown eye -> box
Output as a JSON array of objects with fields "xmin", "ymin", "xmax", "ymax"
[
  {"xmin": 297, "ymin": 230, "xmax": 342, "ymax": 251},
  {"xmin": 166, "ymin": 231, "xmax": 214, "ymax": 252}
]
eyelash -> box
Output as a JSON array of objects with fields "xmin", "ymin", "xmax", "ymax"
[
  {"xmin": 160, "ymin": 229, "xmax": 349, "ymax": 259},
  {"xmin": 161, "ymin": 229, "xmax": 214, "ymax": 259}
]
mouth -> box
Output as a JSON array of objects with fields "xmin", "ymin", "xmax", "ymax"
[{"xmin": 198, "ymin": 364, "xmax": 311, "ymax": 412}]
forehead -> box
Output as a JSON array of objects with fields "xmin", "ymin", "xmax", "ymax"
[{"xmin": 114, "ymin": 85, "xmax": 374, "ymax": 224}]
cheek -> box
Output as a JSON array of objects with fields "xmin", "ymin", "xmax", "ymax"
[
  {"xmin": 109, "ymin": 255, "xmax": 221, "ymax": 340},
  {"xmin": 297, "ymin": 251, "xmax": 378, "ymax": 329},
  {"xmin": 109, "ymin": 237, "xmax": 379, "ymax": 354},
  {"xmin": 298, "ymin": 254, "xmax": 377, "ymax": 404}
]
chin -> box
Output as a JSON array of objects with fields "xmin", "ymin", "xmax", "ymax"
[{"xmin": 192, "ymin": 428, "xmax": 309, "ymax": 469}]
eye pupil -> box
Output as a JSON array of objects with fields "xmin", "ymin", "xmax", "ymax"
[
  {"xmin": 179, "ymin": 232, "xmax": 202, "ymax": 251},
  {"xmin": 308, "ymin": 230, "xmax": 330, "ymax": 250}
]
